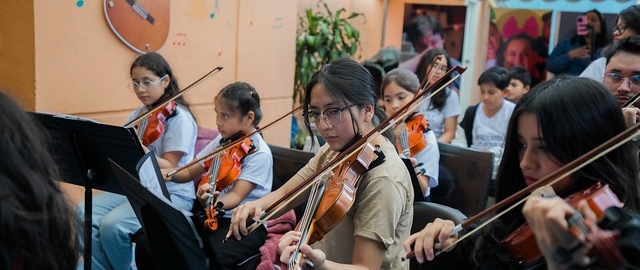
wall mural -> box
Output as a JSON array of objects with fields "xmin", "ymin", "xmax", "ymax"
[
  {"xmin": 103, "ymin": 0, "xmax": 170, "ymax": 53},
  {"xmin": 487, "ymin": 8, "xmax": 551, "ymax": 86}
]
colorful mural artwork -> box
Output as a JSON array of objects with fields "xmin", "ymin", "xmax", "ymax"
[{"xmin": 488, "ymin": 8, "xmax": 551, "ymax": 86}]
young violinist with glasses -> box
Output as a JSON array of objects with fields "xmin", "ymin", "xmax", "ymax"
[
  {"xmin": 381, "ymin": 68, "xmax": 440, "ymax": 201},
  {"xmin": 229, "ymin": 58, "xmax": 414, "ymax": 269},
  {"xmin": 405, "ymin": 76, "xmax": 640, "ymax": 269},
  {"xmin": 76, "ymin": 52, "xmax": 198, "ymax": 270}
]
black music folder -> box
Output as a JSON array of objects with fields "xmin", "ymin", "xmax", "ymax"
[
  {"xmin": 32, "ymin": 112, "xmax": 145, "ymax": 194},
  {"xmin": 32, "ymin": 112, "xmax": 145, "ymax": 269},
  {"xmin": 109, "ymin": 159, "xmax": 213, "ymax": 270}
]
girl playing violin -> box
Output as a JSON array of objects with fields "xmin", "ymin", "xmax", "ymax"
[
  {"xmin": 381, "ymin": 68, "xmax": 440, "ymax": 201},
  {"xmin": 230, "ymin": 58, "xmax": 414, "ymax": 269},
  {"xmin": 155, "ymin": 82, "xmax": 272, "ymax": 270},
  {"xmin": 404, "ymin": 76, "xmax": 640, "ymax": 269},
  {"xmin": 415, "ymin": 48, "xmax": 461, "ymax": 143},
  {"xmin": 77, "ymin": 52, "xmax": 197, "ymax": 270}
]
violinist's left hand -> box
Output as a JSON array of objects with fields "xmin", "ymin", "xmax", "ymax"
[
  {"xmin": 621, "ymin": 107, "xmax": 640, "ymax": 128},
  {"xmin": 522, "ymin": 194, "xmax": 596, "ymax": 270},
  {"xmin": 279, "ymin": 231, "xmax": 326, "ymax": 269}
]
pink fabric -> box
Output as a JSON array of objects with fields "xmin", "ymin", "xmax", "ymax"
[
  {"xmin": 256, "ymin": 210, "xmax": 297, "ymax": 270},
  {"xmin": 195, "ymin": 126, "xmax": 218, "ymax": 154}
]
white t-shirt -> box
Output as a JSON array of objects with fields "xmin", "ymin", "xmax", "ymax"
[
  {"xmin": 412, "ymin": 129, "xmax": 439, "ymax": 197},
  {"xmin": 419, "ymin": 88, "xmax": 461, "ymax": 138},
  {"xmin": 128, "ymin": 105, "xmax": 198, "ymax": 199},
  {"xmin": 579, "ymin": 57, "xmax": 606, "ymax": 83},
  {"xmin": 470, "ymin": 101, "xmax": 515, "ymax": 152},
  {"xmin": 197, "ymin": 132, "xmax": 273, "ymax": 218}
]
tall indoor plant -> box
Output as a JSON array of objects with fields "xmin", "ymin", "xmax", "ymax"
[{"xmin": 291, "ymin": 1, "xmax": 365, "ymax": 149}]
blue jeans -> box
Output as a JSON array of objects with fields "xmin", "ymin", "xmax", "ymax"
[{"xmin": 77, "ymin": 192, "xmax": 193, "ymax": 270}]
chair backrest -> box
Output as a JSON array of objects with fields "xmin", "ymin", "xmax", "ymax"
[
  {"xmin": 410, "ymin": 202, "xmax": 467, "ymax": 270},
  {"xmin": 430, "ymin": 142, "xmax": 493, "ymax": 217},
  {"xmin": 269, "ymin": 144, "xmax": 315, "ymax": 220}
]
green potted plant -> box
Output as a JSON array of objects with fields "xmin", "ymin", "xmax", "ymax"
[{"xmin": 291, "ymin": 0, "xmax": 365, "ymax": 149}]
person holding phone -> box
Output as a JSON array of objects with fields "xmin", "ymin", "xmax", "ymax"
[{"xmin": 547, "ymin": 9, "xmax": 611, "ymax": 76}]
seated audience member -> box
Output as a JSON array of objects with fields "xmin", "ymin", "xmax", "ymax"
[
  {"xmin": 504, "ymin": 66, "xmax": 532, "ymax": 103},
  {"xmin": 415, "ymin": 48, "xmax": 461, "ymax": 143},
  {"xmin": 460, "ymin": 67, "xmax": 515, "ymax": 176},
  {"xmin": 581, "ymin": 5, "xmax": 640, "ymax": 82},
  {"xmin": 547, "ymin": 9, "xmax": 611, "ymax": 76}
]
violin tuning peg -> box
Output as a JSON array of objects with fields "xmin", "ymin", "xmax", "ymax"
[{"xmin": 217, "ymin": 210, "xmax": 226, "ymax": 217}]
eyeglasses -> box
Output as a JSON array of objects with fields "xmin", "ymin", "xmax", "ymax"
[
  {"xmin": 430, "ymin": 64, "xmax": 448, "ymax": 73},
  {"xmin": 129, "ymin": 75, "xmax": 168, "ymax": 91},
  {"xmin": 604, "ymin": 73, "xmax": 640, "ymax": 87},
  {"xmin": 304, "ymin": 104, "xmax": 357, "ymax": 126},
  {"xmin": 612, "ymin": 23, "xmax": 627, "ymax": 34}
]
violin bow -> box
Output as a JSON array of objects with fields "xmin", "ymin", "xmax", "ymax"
[
  {"xmin": 124, "ymin": 66, "xmax": 223, "ymax": 128},
  {"xmin": 405, "ymin": 120, "xmax": 640, "ymax": 260},
  {"xmin": 621, "ymin": 91, "xmax": 640, "ymax": 109},
  {"xmin": 246, "ymin": 65, "xmax": 468, "ymax": 232},
  {"xmin": 166, "ymin": 105, "xmax": 302, "ymax": 177},
  {"xmin": 393, "ymin": 55, "xmax": 443, "ymax": 127}
]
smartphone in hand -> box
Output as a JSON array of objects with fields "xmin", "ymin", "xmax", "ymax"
[{"xmin": 576, "ymin": 15, "xmax": 590, "ymax": 36}]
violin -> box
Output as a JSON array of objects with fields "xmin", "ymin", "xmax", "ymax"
[
  {"xmin": 200, "ymin": 137, "xmax": 256, "ymax": 231},
  {"xmin": 502, "ymin": 182, "xmax": 625, "ymax": 266},
  {"xmin": 288, "ymin": 142, "xmax": 382, "ymax": 269},
  {"xmin": 396, "ymin": 114, "xmax": 429, "ymax": 157},
  {"xmin": 404, "ymin": 121, "xmax": 640, "ymax": 261},
  {"xmin": 138, "ymin": 101, "xmax": 177, "ymax": 146},
  {"xmin": 124, "ymin": 67, "xmax": 223, "ymax": 130}
]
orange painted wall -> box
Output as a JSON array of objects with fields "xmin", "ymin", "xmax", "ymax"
[
  {"xmin": 30, "ymin": 0, "xmax": 296, "ymax": 148},
  {"xmin": 0, "ymin": 0, "xmax": 35, "ymax": 109}
]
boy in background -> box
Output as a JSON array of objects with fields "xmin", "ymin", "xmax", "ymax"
[{"xmin": 504, "ymin": 66, "xmax": 532, "ymax": 103}]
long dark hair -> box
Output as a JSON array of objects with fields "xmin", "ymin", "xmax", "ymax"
[
  {"xmin": 571, "ymin": 9, "xmax": 611, "ymax": 48},
  {"xmin": 469, "ymin": 76, "xmax": 640, "ymax": 266},
  {"xmin": 618, "ymin": 5, "xmax": 640, "ymax": 35},
  {"xmin": 130, "ymin": 52, "xmax": 195, "ymax": 119},
  {"xmin": 415, "ymin": 48, "xmax": 452, "ymax": 111},
  {"xmin": 0, "ymin": 92, "xmax": 79, "ymax": 269},
  {"xmin": 303, "ymin": 58, "xmax": 394, "ymax": 148}
]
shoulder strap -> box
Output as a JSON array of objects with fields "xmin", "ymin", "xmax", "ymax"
[{"xmin": 461, "ymin": 104, "xmax": 478, "ymax": 147}]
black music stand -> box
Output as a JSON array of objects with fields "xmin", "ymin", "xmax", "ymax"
[
  {"xmin": 32, "ymin": 112, "xmax": 145, "ymax": 270},
  {"xmin": 109, "ymin": 159, "xmax": 214, "ymax": 270}
]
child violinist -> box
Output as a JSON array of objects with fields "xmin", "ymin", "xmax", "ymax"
[
  {"xmin": 229, "ymin": 58, "xmax": 413, "ymax": 269},
  {"xmin": 381, "ymin": 68, "xmax": 439, "ymax": 201},
  {"xmin": 76, "ymin": 52, "xmax": 198, "ymax": 270},
  {"xmin": 147, "ymin": 82, "xmax": 272, "ymax": 270},
  {"xmin": 404, "ymin": 76, "xmax": 640, "ymax": 269}
]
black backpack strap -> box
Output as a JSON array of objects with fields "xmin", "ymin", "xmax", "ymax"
[{"xmin": 460, "ymin": 104, "xmax": 478, "ymax": 147}]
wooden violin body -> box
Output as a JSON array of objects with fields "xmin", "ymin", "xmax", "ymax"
[
  {"xmin": 396, "ymin": 114, "xmax": 429, "ymax": 157},
  {"xmin": 290, "ymin": 143, "xmax": 381, "ymax": 268},
  {"xmin": 200, "ymin": 137, "xmax": 256, "ymax": 231},
  {"xmin": 139, "ymin": 101, "xmax": 176, "ymax": 146},
  {"xmin": 502, "ymin": 183, "xmax": 623, "ymax": 264}
]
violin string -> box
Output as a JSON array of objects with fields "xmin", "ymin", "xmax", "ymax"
[
  {"xmin": 434, "ymin": 129, "xmax": 639, "ymax": 257},
  {"xmin": 397, "ymin": 123, "xmax": 411, "ymax": 157},
  {"xmin": 137, "ymin": 117, "xmax": 148, "ymax": 142},
  {"xmin": 290, "ymin": 180, "xmax": 324, "ymax": 268}
]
